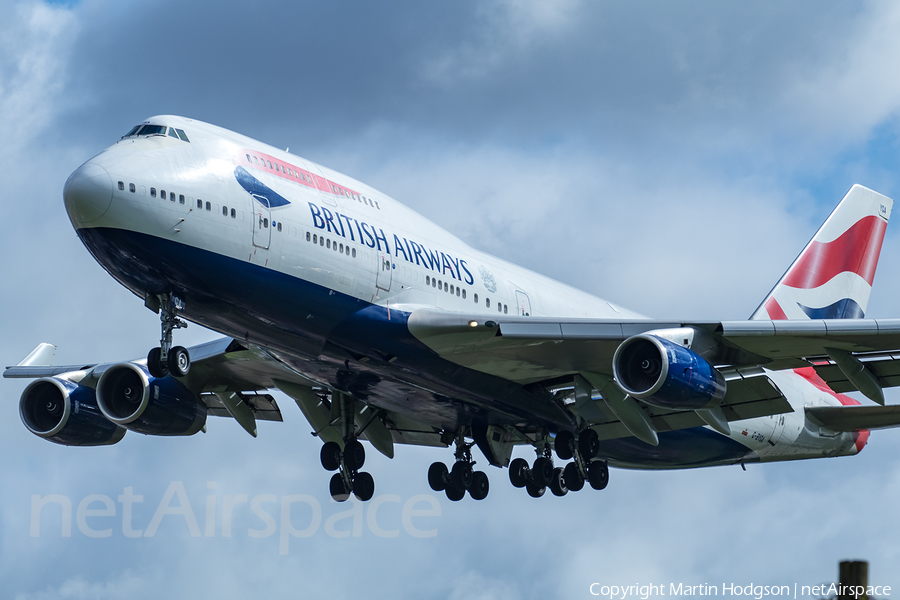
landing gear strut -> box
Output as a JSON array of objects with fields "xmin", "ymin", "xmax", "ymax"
[
  {"xmin": 428, "ymin": 430, "xmax": 490, "ymax": 501},
  {"xmin": 147, "ymin": 294, "xmax": 190, "ymax": 378},
  {"xmin": 320, "ymin": 392, "xmax": 375, "ymax": 502},
  {"xmin": 508, "ymin": 428, "xmax": 610, "ymax": 498}
]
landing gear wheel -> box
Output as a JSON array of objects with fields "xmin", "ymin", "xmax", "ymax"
[
  {"xmin": 579, "ymin": 429, "xmax": 600, "ymax": 460},
  {"xmin": 509, "ymin": 458, "xmax": 530, "ymax": 488},
  {"xmin": 343, "ymin": 439, "xmax": 366, "ymax": 471},
  {"xmin": 320, "ymin": 441, "xmax": 341, "ymax": 471},
  {"xmin": 588, "ymin": 461, "xmax": 609, "ymax": 490},
  {"xmin": 549, "ymin": 466, "xmax": 568, "ymax": 497},
  {"xmin": 451, "ymin": 461, "xmax": 473, "ymax": 490},
  {"xmin": 169, "ymin": 346, "xmax": 190, "ymax": 377},
  {"xmin": 330, "ymin": 473, "xmax": 351, "ymax": 502},
  {"xmin": 147, "ymin": 347, "xmax": 168, "ymax": 378},
  {"xmin": 445, "ymin": 485, "xmax": 465, "ymax": 502},
  {"xmin": 526, "ymin": 482, "xmax": 546, "ymax": 498},
  {"xmin": 564, "ymin": 462, "xmax": 585, "ymax": 491},
  {"xmin": 469, "ymin": 471, "xmax": 489, "ymax": 500},
  {"xmin": 428, "ymin": 462, "xmax": 448, "ymax": 492},
  {"xmin": 555, "ymin": 431, "xmax": 575, "ymax": 460},
  {"xmin": 532, "ymin": 456, "xmax": 553, "ymax": 487},
  {"xmin": 353, "ymin": 472, "xmax": 375, "ymax": 501}
]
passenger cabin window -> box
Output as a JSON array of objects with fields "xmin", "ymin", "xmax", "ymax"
[
  {"xmin": 474, "ymin": 293, "xmax": 478, "ymax": 304},
  {"xmin": 206, "ymin": 201, "xmax": 211, "ymax": 211},
  {"xmin": 277, "ymin": 223, "xmax": 282, "ymax": 232},
  {"xmin": 129, "ymin": 183, "xmax": 135, "ymax": 193},
  {"xmin": 222, "ymin": 206, "xmax": 228, "ymax": 216},
  {"xmin": 231, "ymin": 208, "xmax": 236, "ymax": 218},
  {"xmin": 197, "ymin": 199, "xmax": 202, "ymax": 209},
  {"xmin": 179, "ymin": 194, "xmax": 185, "ymax": 204},
  {"xmin": 170, "ymin": 192, "xmax": 175, "ymax": 202},
  {"xmin": 150, "ymin": 188, "xmax": 157, "ymax": 198},
  {"xmin": 118, "ymin": 181, "xmax": 124, "ymax": 191}
]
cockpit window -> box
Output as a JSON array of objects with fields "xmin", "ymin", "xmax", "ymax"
[
  {"xmin": 121, "ymin": 123, "xmax": 191, "ymax": 142},
  {"xmin": 139, "ymin": 125, "xmax": 167, "ymax": 136}
]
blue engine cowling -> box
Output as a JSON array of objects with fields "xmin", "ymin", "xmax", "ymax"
[
  {"xmin": 20, "ymin": 378, "xmax": 126, "ymax": 446},
  {"xmin": 96, "ymin": 363, "xmax": 206, "ymax": 436},
  {"xmin": 612, "ymin": 334, "xmax": 726, "ymax": 410}
]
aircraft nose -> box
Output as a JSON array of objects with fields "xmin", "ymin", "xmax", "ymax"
[{"xmin": 63, "ymin": 161, "xmax": 113, "ymax": 224}]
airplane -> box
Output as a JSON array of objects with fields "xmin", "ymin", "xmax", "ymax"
[{"xmin": 9, "ymin": 114, "xmax": 900, "ymax": 503}]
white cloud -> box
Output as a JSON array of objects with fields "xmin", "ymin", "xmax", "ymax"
[{"xmin": 0, "ymin": 2, "xmax": 79, "ymax": 161}]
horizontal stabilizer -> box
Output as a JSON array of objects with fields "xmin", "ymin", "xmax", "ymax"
[{"xmin": 805, "ymin": 405, "xmax": 900, "ymax": 432}]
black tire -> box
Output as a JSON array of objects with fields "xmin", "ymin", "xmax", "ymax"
[
  {"xmin": 531, "ymin": 456, "xmax": 553, "ymax": 487},
  {"xmin": 343, "ymin": 439, "xmax": 366, "ymax": 471},
  {"xmin": 147, "ymin": 347, "xmax": 168, "ymax": 378},
  {"xmin": 526, "ymin": 482, "xmax": 545, "ymax": 498},
  {"xmin": 353, "ymin": 471, "xmax": 375, "ymax": 502},
  {"xmin": 564, "ymin": 462, "xmax": 585, "ymax": 492},
  {"xmin": 428, "ymin": 462, "xmax": 448, "ymax": 491},
  {"xmin": 330, "ymin": 473, "xmax": 350, "ymax": 502},
  {"xmin": 555, "ymin": 430, "xmax": 575, "ymax": 460},
  {"xmin": 588, "ymin": 461, "xmax": 609, "ymax": 490},
  {"xmin": 469, "ymin": 471, "xmax": 489, "ymax": 500},
  {"xmin": 451, "ymin": 461, "xmax": 473, "ymax": 490},
  {"xmin": 509, "ymin": 458, "xmax": 530, "ymax": 488},
  {"xmin": 169, "ymin": 346, "xmax": 190, "ymax": 377},
  {"xmin": 579, "ymin": 429, "xmax": 600, "ymax": 460},
  {"xmin": 549, "ymin": 466, "xmax": 568, "ymax": 497},
  {"xmin": 320, "ymin": 441, "xmax": 341, "ymax": 471},
  {"xmin": 445, "ymin": 485, "xmax": 465, "ymax": 501}
]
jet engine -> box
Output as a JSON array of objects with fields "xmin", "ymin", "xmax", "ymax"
[
  {"xmin": 20, "ymin": 377, "xmax": 126, "ymax": 446},
  {"xmin": 612, "ymin": 334, "xmax": 726, "ymax": 410},
  {"xmin": 96, "ymin": 363, "xmax": 206, "ymax": 436}
]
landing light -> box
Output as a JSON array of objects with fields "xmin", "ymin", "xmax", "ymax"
[{"xmin": 468, "ymin": 320, "xmax": 478, "ymax": 328}]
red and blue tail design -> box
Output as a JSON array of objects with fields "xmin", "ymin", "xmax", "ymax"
[{"xmin": 751, "ymin": 185, "xmax": 892, "ymax": 321}]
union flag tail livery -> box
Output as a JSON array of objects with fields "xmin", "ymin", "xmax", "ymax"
[{"xmin": 751, "ymin": 185, "xmax": 892, "ymax": 321}]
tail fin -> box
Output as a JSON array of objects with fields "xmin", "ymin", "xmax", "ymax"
[{"xmin": 750, "ymin": 184, "xmax": 892, "ymax": 320}]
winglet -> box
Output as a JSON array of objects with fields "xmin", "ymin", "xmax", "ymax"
[
  {"xmin": 751, "ymin": 185, "xmax": 893, "ymax": 321},
  {"xmin": 17, "ymin": 343, "xmax": 56, "ymax": 367}
]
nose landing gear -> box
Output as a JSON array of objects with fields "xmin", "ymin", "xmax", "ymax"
[{"xmin": 146, "ymin": 294, "xmax": 190, "ymax": 378}]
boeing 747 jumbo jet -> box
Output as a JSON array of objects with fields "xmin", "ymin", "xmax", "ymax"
[{"xmin": 10, "ymin": 115, "xmax": 900, "ymax": 502}]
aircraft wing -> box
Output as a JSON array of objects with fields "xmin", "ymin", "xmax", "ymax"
[
  {"xmin": 4, "ymin": 338, "xmax": 446, "ymax": 452},
  {"xmin": 407, "ymin": 310, "xmax": 900, "ymax": 383}
]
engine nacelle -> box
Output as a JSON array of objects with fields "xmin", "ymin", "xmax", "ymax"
[
  {"xmin": 96, "ymin": 363, "xmax": 206, "ymax": 436},
  {"xmin": 612, "ymin": 334, "xmax": 726, "ymax": 410},
  {"xmin": 20, "ymin": 378, "xmax": 126, "ymax": 446}
]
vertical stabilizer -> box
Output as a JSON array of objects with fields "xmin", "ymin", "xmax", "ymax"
[{"xmin": 751, "ymin": 185, "xmax": 892, "ymax": 320}]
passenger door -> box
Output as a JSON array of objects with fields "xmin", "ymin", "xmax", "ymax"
[{"xmin": 252, "ymin": 194, "xmax": 271, "ymax": 250}]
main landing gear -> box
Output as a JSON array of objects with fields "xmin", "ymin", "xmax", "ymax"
[
  {"xmin": 508, "ymin": 429, "xmax": 609, "ymax": 498},
  {"xmin": 428, "ymin": 431, "xmax": 490, "ymax": 501},
  {"xmin": 147, "ymin": 294, "xmax": 191, "ymax": 378},
  {"xmin": 319, "ymin": 392, "xmax": 375, "ymax": 502}
]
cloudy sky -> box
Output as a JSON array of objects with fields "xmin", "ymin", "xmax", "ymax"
[{"xmin": 4, "ymin": 0, "xmax": 900, "ymax": 598}]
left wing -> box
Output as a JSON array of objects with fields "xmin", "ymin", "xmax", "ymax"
[{"xmin": 5, "ymin": 338, "xmax": 446, "ymax": 452}]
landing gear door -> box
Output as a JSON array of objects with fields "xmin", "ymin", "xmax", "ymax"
[
  {"xmin": 376, "ymin": 251, "xmax": 392, "ymax": 292},
  {"xmin": 515, "ymin": 290, "xmax": 532, "ymax": 316},
  {"xmin": 252, "ymin": 194, "xmax": 271, "ymax": 250}
]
